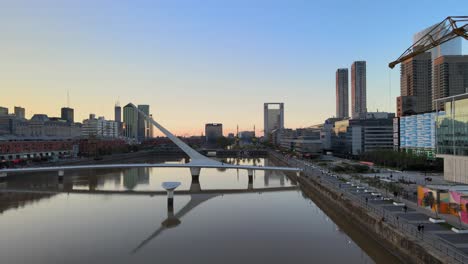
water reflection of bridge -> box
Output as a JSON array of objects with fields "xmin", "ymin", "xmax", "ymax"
[{"xmin": 0, "ymin": 182, "xmax": 297, "ymax": 254}]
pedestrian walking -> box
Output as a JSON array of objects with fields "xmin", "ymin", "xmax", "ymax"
[
  {"xmin": 403, "ymin": 205, "xmax": 408, "ymax": 213},
  {"xmin": 417, "ymin": 224, "xmax": 421, "ymax": 232}
]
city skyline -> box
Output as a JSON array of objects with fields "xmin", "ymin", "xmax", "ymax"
[{"xmin": 1, "ymin": 1, "xmax": 466, "ymax": 136}]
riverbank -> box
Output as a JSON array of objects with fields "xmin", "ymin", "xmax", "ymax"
[{"xmin": 269, "ymin": 152, "xmax": 454, "ymax": 264}]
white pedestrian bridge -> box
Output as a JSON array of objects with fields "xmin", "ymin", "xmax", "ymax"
[{"xmin": 0, "ymin": 103, "xmax": 301, "ymax": 180}]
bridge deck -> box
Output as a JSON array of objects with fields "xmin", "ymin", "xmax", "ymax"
[
  {"xmin": 0, "ymin": 163, "xmax": 301, "ymax": 174},
  {"xmin": 0, "ymin": 186, "xmax": 298, "ymax": 196}
]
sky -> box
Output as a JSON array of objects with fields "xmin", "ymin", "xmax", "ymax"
[{"xmin": 0, "ymin": 0, "xmax": 466, "ymax": 136}]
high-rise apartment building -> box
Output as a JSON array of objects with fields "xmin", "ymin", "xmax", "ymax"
[
  {"xmin": 399, "ymin": 52, "xmax": 432, "ymax": 116},
  {"xmin": 414, "ymin": 24, "xmax": 462, "ymax": 62},
  {"xmin": 14, "ymin": 106, "xmax": 25, "ymax": 119},
  {"xmin": 61, "ymin": 107, "xmax": 74, "ymax": 123},
  {"xmin": 123, "ymin": 103, "xmax": 138, "ymax": 139},
  {"xmin": 433, "ymin": 55, "xmax": 468, "ymax": 110},
  {"xmin": 336, "ymin": 68, "xmax": 349, "ymax": 118},
  {"xmin": 398, "ymin": 25, "xmax": 463, "ymax": 115},
  {"xmin": 351, "ymin": 61, "xmax": 366, "ymax": 119},
  {"xmin": 264, "ymin": 103, "xmax": 284, "ymax": 140}
]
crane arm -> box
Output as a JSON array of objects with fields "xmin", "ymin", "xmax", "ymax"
[{"xmin": 389, "ymin": 16, "xmax": 468, "ymax": 69}]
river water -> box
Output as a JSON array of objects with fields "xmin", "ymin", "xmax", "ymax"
[{"xmin": 0, "ymin": 158, "xmax": 400, "ymax": 264}]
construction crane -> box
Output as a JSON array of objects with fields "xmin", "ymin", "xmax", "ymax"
[{"xmin": 389, "ymin": 16, "xmax": 468, "ymax": 69}]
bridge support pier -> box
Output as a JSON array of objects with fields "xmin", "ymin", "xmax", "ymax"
[
  {"xmin": 190, "ymin": 167, "xmax": 201, "ymax": 184},
  {"xmin": 167, "ymin": 190, "xmax": 174, "ymax": 212}
]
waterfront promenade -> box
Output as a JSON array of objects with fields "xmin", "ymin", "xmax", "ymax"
[{"xmin": 270, "ymin": 151, "xmax": 468, "ymax": 264}]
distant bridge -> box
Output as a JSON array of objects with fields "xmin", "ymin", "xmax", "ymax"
[{"xmin": 0, "ymin": 103, "xmax": 300, "ymax": 180}]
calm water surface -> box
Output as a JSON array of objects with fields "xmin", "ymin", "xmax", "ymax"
[{"xmin": 0, "ymin": 158, "xmax": 400, "ymax": 264}]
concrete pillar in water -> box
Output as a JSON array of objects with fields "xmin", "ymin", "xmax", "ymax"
[
  {"xmin": 167, "ymin": 189, "xmax": 174, "ymax": 211},
  {"xmin": 190, "ymin": 167, "xmax": 201, "ymax": 183},
  {"xmin": 162, "ymin": 182, "xmax": 181, "ymax": 213}
]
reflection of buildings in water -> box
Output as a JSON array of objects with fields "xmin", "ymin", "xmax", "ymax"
[
  {"xmin": 123, "ymin": 167, "xmax": 150, "ymax": 190},
  {"xmin": 137, "ymin": 167, "xmax": 150, "ymax": 185},
  {"xmin": 0, "ymin": 192, "xmax": 56, "ymax": 215},
  {"xmin": 123, "ymin": 168, "xmax": 139, "ymax": 190},
  {"xmin": 264, "ymin": 159, "xmax": 285, "ymax": 186}
]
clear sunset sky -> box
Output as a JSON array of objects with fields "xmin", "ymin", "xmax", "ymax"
[{"xmin": 0, "ymin": 0, "xmax": 466, "ymax": 136}]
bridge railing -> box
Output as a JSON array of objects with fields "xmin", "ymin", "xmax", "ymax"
[{"xmin": 268, "ymin": 150, "xmax": 467, "ymax": 264}]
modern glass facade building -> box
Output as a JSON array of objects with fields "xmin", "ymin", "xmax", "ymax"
[
  {"xmin": 436, "ymin": 93, "xmax": 468, "ymax": 183},
  {"xmin": 123, "ymin": 103, "xmax": 138, "ymax": 140}
]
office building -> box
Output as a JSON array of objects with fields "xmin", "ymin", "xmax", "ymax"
[
  {"xmin": 396, "ymin": 112, "xmax": 440, "ymax": 158},
  {"xmin": 137, "ymin": 104, "xmax": 150, "ymax": 141},
  {"xmin": 61, "ymin": 107, "xmax": 74, "ymax": 123},
  {"xmin": 398, "ymin": 52, "xmax": 432, "ymax": 116},
  {"xmin": 264, "ymin": 103, "xmax": 284, "ymax": 140},
  {"xmin": 433, "ymin": 55, "xmax": 468, "ymax": 110},
  {"xmin": 321, "ymin": 118, "xmax": 344, "ymax": 152},
  {"xmin": 332, "ymin": 112, "xmax": 395, "ymax": 156},
  {"xmin": 82, "ymin": 114, "xmax": 119, "ymax": 138},
  {"xmin": 336, "ymin": 68, "xmax": 349, "ymax": 118},
  {"xmin": 435, "ymin": 93, "xmax": 468, "ymax": 183},
  {"xmin": 274, "ymin": 127, "xmax": 322, "ymax": 157},
  {"xmin": 123, "ymin": 103, "xmax": 138, "ymax": 140},
  {"xmin": 14, "ymin": 106, "xmax": 25, "ymax": 119},
  {"xmin": 205, "ymin": 123, "xmax": 223, "ymax": 144},
  {"xmin": 351, "ymin": 61, "xmax": 367, "ymax": 119}
]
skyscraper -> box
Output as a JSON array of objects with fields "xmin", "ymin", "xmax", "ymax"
[
  {"xmin": 61, "ymin": 107, "xmax": 74, "ymax": 123},
  {"xmin": 433, "ymin": 55, "xmax": 468, "ymax": 110},
  {"xmin": 336, "ymin": 68, "xmax": 349, "ymax": 118},
  {"xmin": 264, "ymin": 103, "xmax": 284, "ymax": 140},
  {"xmin": 14, "ymin": 106, "xmax": 25, "ymax": 119},
  {"xmin": 404, "ymin": 24, "xmax": 462, "ymax": 115},
  {"xmin": 351, "ymin": 61, "xmax": 366, "ymax": 119},
  {"xmin": 414, "ymin": 24, "xmax": 462, "ymax": 62},
  {"xmin": 123, "ymin": 103, "xmax": 138, "ymax": 139},
  {"xmin": 399, "ymin": 52, "xmax": 432, "ymax": 115},
  {"xmin": 137, "ymin": 104, "xmax": 150, "ymax": 141},
  {"xmin": 114, "ymin": 103, "xmax": 121, "ymax": 123}
]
